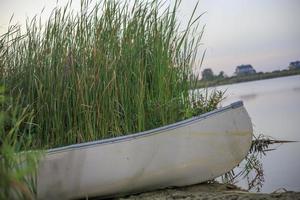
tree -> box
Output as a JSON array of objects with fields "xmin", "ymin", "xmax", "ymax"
[
  {"xmin": 201, "ymin": 68, "xmax": 214, "ymax": 81},
  {"xmin": 218, "ymin": 71, "xmax": 226, "ymax": 79}
]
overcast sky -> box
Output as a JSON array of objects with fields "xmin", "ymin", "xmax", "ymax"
[{"xmin": 0, "ymin": 0, "xmax": 299, "ymax": 75}]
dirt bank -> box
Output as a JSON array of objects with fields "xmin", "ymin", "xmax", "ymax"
[{"xmin": 116, "ymin": 182, "xmax": 300, "ymax": 200}]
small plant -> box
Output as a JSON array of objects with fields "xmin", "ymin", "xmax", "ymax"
[
  {"xmin": 0, "ymin": 144, "xmax": 40, "ymax": 200},
  {"xmin": 0, "ymin": 86, "xmax": 41, "ymax": 199},
  {"xmin": 220, "ymin": 134, "xmax": 285, "ymax": 192}
]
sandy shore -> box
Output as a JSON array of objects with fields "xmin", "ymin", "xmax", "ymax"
[{"xmin": 116, "ymin": 182, "xmax": 300, "ymax": 200}]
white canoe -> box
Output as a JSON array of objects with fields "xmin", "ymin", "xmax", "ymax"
[{"xmin": 37, "ymin": 101, "xmax": 253, "ymax": 199}]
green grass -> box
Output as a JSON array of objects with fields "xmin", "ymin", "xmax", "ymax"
[{"xmin": 1, "ymin": 0, "xmax": 223, "ymax": 150}]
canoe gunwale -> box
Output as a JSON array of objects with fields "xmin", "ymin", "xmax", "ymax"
[{"xmin": 47, "ymin": 101, "xmax": 244, "ymax": 154}]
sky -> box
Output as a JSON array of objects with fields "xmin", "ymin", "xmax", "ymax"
[{"xmin": 0, "ymin": 0, "xmax": 299, "ymax": 76}]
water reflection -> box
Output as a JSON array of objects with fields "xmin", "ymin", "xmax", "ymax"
[
  {"xmin": 212, "ymin": 75, "xmax": 300, "ymax": 192},
  {"xmin": 239, "ymin": 93, "xmax": 257, "ymax": 101},
  {"xmin": 221, "ymin": 136, "xmax": 298, "ymax": 192},
  {"xmin": 293, "ymin": 87, "xmax": 300, "ymax": 92}
]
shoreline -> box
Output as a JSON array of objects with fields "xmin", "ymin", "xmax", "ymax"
[
  {"xmin": 196, "ymin": 69, "xmax": 300, "ymax": 88},
  {"xmin": 116, "ymin": 182, "xmax": 300, "ymax": 200}
]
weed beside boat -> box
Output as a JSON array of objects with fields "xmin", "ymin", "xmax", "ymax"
[
  {"xmin": 0, "ymin": 0, "xmax": 223, "ymax": 150},
  {"xmin": 0, "ymin": 86, "xmax": 41, "ymax": 199}
]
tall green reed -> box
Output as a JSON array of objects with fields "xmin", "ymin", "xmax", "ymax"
[{"xmin": 1, "ymin": 0, "xmax": 223, "ymax": 149}]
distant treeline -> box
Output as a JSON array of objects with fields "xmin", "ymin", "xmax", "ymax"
[{"xmin": 196, "ymin": 69, "xmax": 300, "ymax": 88}]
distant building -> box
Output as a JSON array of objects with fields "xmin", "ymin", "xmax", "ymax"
[
  {"xmin": 288, "ymin": 61, "xmax": 300, "ymax": 70},
  {"xmin": 235, "ymin": 64, "xmax": 256, "ymax": 76}
]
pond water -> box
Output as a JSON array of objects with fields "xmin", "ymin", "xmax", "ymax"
[{"xmin": 213, "ymin": 75, "xmax": 300, "ymax": 192}]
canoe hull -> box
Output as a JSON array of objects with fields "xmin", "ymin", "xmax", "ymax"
[{"xmin": 37, "ymin": 101, "xmax": 252, "ymax": 199}]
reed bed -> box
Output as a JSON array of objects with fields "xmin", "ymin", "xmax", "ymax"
[{"xmin": 0, "ymin": 0, "xmax": 223, "ymax": 150}]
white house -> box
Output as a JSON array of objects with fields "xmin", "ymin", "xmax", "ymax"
[
  {"xmin": 288, "ymin": 61, "xmax": 300, "ymax": 70},
  {"xmin": 235, "ymin": 64, "xmax": 256, "ymax": 76}
]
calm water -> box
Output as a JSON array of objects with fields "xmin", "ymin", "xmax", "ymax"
[{"xmin": 214, "ymin": 75, "xmax": 300, "ymax": 192}]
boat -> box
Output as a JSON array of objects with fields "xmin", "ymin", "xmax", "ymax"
[{"xmin": 37, "ymin": 101, "xmax": 253, "ymax": 199}]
